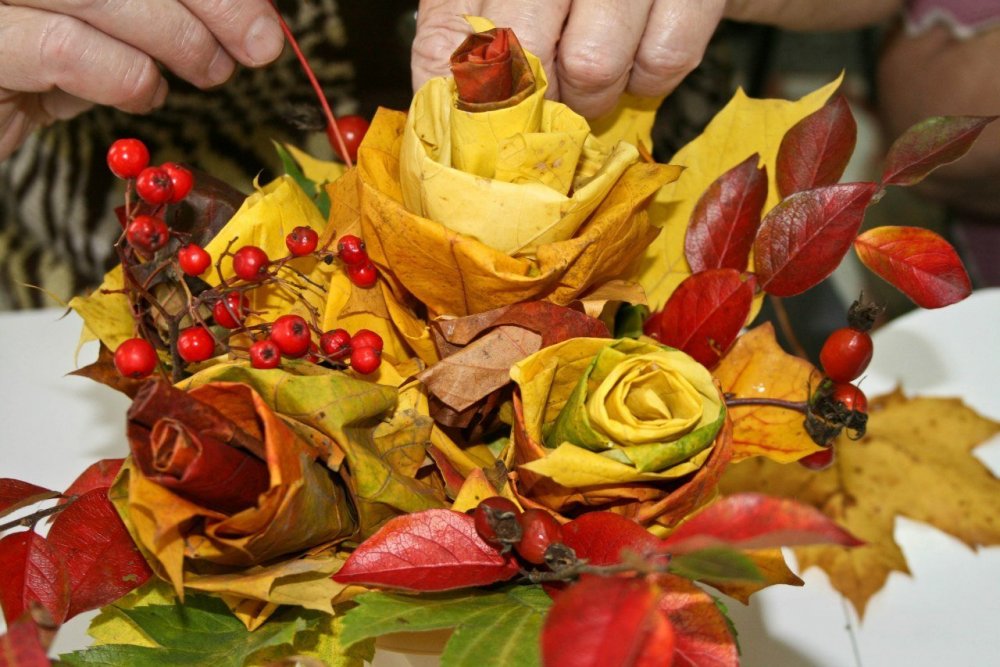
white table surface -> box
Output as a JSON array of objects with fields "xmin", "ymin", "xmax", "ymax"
[{"xmin": 2, "ymin": 289, "xmax": 999, "ymax": 666}]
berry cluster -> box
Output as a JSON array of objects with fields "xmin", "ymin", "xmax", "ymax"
[
  {"xmin": 472, "ymin": 497, "xmax": 574, "ymax": 569},
  {"xmin": 106, "ymin": 138, "xmax": 383, "ymax": 381}
]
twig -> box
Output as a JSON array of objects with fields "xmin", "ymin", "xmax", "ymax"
[
  {"xmin": 0, "ymin": 499, "xmax": 74, "ymax": 533},
  {"xmin": 770, "ymin": 295, "xmax": 810, "ymax": 360},
  {"xmin": 724, "ymin": 396, "xmax": 809, "ymax": 413}
]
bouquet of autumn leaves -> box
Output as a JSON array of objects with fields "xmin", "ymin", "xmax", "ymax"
[{"xmin": 2, "ymin": 16, "xmax": 994, "ymax": 667}]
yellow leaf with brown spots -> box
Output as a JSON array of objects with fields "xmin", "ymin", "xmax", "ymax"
[
  {"xmin": 720, "ymin": 389, "xmax": 1000, "ymax": 615},
  {"xmin": 714, "ymin": 323, "xmax": 823, "ymax": 462}
]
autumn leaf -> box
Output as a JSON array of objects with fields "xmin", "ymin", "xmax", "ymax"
[
  {"xmin": 0, "ymin": 480, "xmax": 58, "ymax": 519},
  {"xmin": 62, "ymin": 460, "xmax": 125, "ymax": 501},
  {"xmin": 776, "ymin": 94, "xmax": 857, "ymax": 197},
  {"xmin": 881, "ymin": 115, "xmax": 998, "ymax": 186},
  {"xmin": 656, "ymin": 574, "xmax": 738, "ymax": 667},
  {"xmin": 713, "ymin": 323, "xmax": 822, "ymax": 462},
  {"xmin": 561, "ymin": 511, "xmax": 661, "ymax": 565},
  {"xmin": 0, "ymin": 613, "xmax": 50, "ymax": 667},
  {"xmin": 720, "ymin": 390, "xmax": 1000, "ymax": 615},
  {"xmin": 0, "ymin": 532, "xmax": 69, "ymax": 625},
  {"xmin": 853, "ymin": 225, "xmax": 971, "ymax": 308},
  {"xmin": 334, "ymin": 509, "xmax": 520, "ymax": 591}
]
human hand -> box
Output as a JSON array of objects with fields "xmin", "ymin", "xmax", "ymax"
[
  {"xmin": 411, "ymin": 0, "xmax": 727, "ymax": 119},
  {"xmin": 0, "ymin": 0, "xmax": 285, "ymax": 161}
]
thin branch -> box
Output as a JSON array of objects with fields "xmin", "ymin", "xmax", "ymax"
[
  {"xmin": 0, "ymin": 499, "xmax": 74, "ymax": 533},
  {"xmin": 770, "ymin": 295, "xmax": 810, "ymax": 360}
]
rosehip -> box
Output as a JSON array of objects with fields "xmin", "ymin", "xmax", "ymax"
[
  {"xmin": 830, "ymin": 382, "xmax": 868, "ymax": 414},
  {"xmin": 114, "ymin": 337, "xmax": 157, "ymax": 378},
  {"xmin": 516, "ymin": 508, "xmax": 563, "ymax": 565},
  {"xmin": 320, "ymin": 328, "xmax": 352, "ymax": 360},
  {"xmin": 249, "ymin": 339, "xmax": 281, "ymax": 369},
  {"xmin": 820, "ymin": 327, "xmax": 873, "ymax": 382},
  {"xmin": 350, "ymin": 329, "xmax": 383, "ymax": 352},
  {"xmin": 176, "ymin": 326, "xmax": 215, "ymax": 363},
  {"xmin": 106, "ymin": 138, "xmax": 149, "ymax": 179},
  {"xmin": 232, "ymin": 245, "xmax": 270, "ymax": 281},
  {"xmin": 332, "ymin": 114, "xmax": 370, "ymax": 164},
  {"xmin": 285, "ymin": 226, "xmax": 319, "ymax": 256},
  {"xmin": 347, "ymin": 261, "xmax": 378, "ymax": 288},
  {"xmin": 126, "ymin": 215, "xmax": 169, "ymax": 253},
  {"xmin": 473, "ymin": 496, "xmax": 522, "ymax": 548},
  {"xmin": 799, "ymin": 447, "xmax": 835, "ymax": 471},
  {"xmin": 269, "ymin": 314, "xmax": 312, "ymax": 358},
  {"xmin": 212, "ymin": 292, "xmax": 249, "ymax": 329},
  {"xmin": 161, "ymin": 162, "xmax": 194, "ymax": 203},
  {"xmin": 349, "ymin": 345, "xmax": 381, "ymax": 375},
  {"xmin": 337, "ymin": 235, "xmax": 367, "ymax": 266},
  {"xmin": 177, "ymin": 243, "xmax": 211, "ymax": 276},
  {"xmin": 135, "ymin": 166, "xmax": 174, "ymax": 205}
]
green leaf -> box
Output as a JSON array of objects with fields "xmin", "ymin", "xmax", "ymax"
[
  {"xmin": 59, "ymin": 595, "xmax": 306, "ymax": 667},
  {"xmin": 340, "ymin": 585, "xmax": 552, "ymax": 667},
  {"xmin": 669, "ymin": 547, "xmax": 763, "ymax": 585},
  {"xmin": 273, "ymin": 142, "xmax": 331, "ymax": 219}
]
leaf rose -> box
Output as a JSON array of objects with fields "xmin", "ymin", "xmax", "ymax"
[{"xmin": 508, "ymin": 338, "xmax": 733, "ymax": 527}]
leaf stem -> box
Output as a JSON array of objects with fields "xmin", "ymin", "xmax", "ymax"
[
  {"xmin": 725, "ymin": 396, "xmax": 809, "ymax": 413},
  {"xmin": 770, "ymin": 295, "xmax": 810, "ymax": 360},
  {"xmin": 0, "ymin": 498, "xmax": 74, "ymax": 533}
]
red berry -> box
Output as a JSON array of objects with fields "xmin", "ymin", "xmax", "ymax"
[
  {"xmin": 332, "ymin": 115, "xmax": 370, "ymax": 164},
  {"xmin": 161, "ymin": 162, "xmax": 194, "ymax": 203},
  {"xmin": 820, "ymin": 327, "xmax": 873, "ymax": 382},
  {"xmin": 349, "ymin": 345, "xmax": 381, "ymax": 375},
  {"xmin": 515, "ymin": 508, "xmax": 563, "ymax": 565},
  {"xmin": 831, "ymin": 382, "xmax": 868, "ymax": 414},
  {"xmin": 212, "ymin": 292, "xmax": 249, "ymax": 329},
  {"xmin": 269, "ymin": 314, "xmax": 312, "ymax": 358},
  {"xmin": 177, "ymin": 243, "xmax": 211, "ymax": 276},
  {"xmin": 799, "ymin": 447, "xmax": 835, "ymax": 471},
  {"xmin": 126, "ymin": 215, "xmax": 170, "ymax": 253},
  {"xmin": 232, "ymin": 245, "xmax": 270, "ymax": 281},
  {"xmin": 337, "ymin": 235, "xmax": 367, "ymax": 266},
  {"xmin": 285, "ymin": 226, "xmax": 319, "ymax": 256},
  {"xmin": 350, "ymin": 329, "xmax": 383, "ymax": 353},
  {"xmin": 135, "ymin": 166, "xmax": 174, "ymax": 205},
  {"xmin": 347, "ymin": 261, "xmax": 378, "ymax": 288},
  {"xmin": 177, "ymin": 327, "xmax": 215, "ymax": 363},
  {"xmin": 114, "ymin": 338, "xmax": 157, "ymax": 378},
  {"xmin": 473, "ymin": 497, "xmax": 522, "ymax": 547},
  {"xmin": 320, "ymin": 328, "xmax": 352, "ymax": 360},
  {"xmin": 107, "ymin": 139, "xmax": 150, "ymax": 179},
  {"xmin": 249, "ymin": 339, "xmax": 281, "ymax": 369}
]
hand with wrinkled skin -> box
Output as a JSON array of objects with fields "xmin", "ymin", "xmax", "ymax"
[
  {"xmin": 411, "ymin": 0, "xmax": 904, "ymax": 119},
  {"xmin": 0, "ymin": 0, "xmax": 285, "ymax": 161}
]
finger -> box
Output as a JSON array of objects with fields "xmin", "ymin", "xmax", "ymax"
[
  {"xmin": 479, "ymin": 0, "xmax": 571, "ymax": 99},
  {"xmin": 6, "ymin": 0, "xmax": 234, "ymax": 88},
  {"xmin": 411, "ymin": 0, "xmax": 482, "ymax": 92},
  {"xmin": 0, "ymin": 7, "xmax": 169, "ymax": 114},
  {"xmin": 627, "ymin": 0, "xmax": 726, "ymax": 99},
  {"xmin": 179, "ymin": 0, "xmax": 284, "ymax": 67},
  {"xmin": 554, "ymin": 0, "xmax": 654, "ymax": 118}
]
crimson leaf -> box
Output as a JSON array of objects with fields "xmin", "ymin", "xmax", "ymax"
[
  {"xmin": 0, "ymin": 613, "xmax": 50, "ymax": 667},
  {"xmin": 685, "ymin": 154, "xmax": 768, "ymax": 273},
  {"xmin": 853, "ymin": 225, "xmax": 971, "ymax": 309},
  {"xmin": 333, "ymin": 509, "xmax": 520, "ymax": 591},
  {"xmin": 561, "ymin": 511, "xmax": 661, "ymax": 566},
  {"xmin": 45, "ymin": 489, "xmax": 151, "ymax": 619},
  {"xmin": 755, "ymin": 182, "xmax": 877, "ymax": 297},
  {"xmin": 0, "ymin": 480, "xmax": 58, "ymax": 520},
  {"xmin": 0, "ymin": 532, "xmax": 69, "ymax": 625},
  {"xmin": 657, "ymin": 574, "xmax": 738, "ymax": 667},
  {"xmin": 62, "ymin": 460, "xmax": 124, "ymax": 501},
  {"xmin": 655, "ymin": 269, "xmax": 755, "ymax": 368},
  {"xmin": 776, "ymin": 94, "xmax": 857, "ymax": 197},
  {"xmin": 881, "ymin": 115, "xmax": 997, "ymax": 186}
]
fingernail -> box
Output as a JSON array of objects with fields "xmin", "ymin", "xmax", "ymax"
[
  {"xmin": 207, "ymin": 47, "xmax": 235, "ymax": 86},
  {"xmin": 244, "ymin": 14, "xmax": 284, "ymax": 65}
]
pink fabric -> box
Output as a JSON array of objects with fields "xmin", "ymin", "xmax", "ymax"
[{"xmin": 906, "ymin": 0, "xmax": 1000, "ymax": 37}]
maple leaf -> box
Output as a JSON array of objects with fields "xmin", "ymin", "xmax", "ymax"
[{"xmin": 720, "ymin": 390, "xmax": 1000, "ymax": 615}]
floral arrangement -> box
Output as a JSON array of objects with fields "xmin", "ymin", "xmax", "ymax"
[{"xmin": 2, "ymin": 16, "xmax": 999, "ymax": 667}]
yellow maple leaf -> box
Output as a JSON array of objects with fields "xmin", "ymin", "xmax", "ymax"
[
  {"xmin": 720, "ymin": 390, "xmax": 1000, "ymax": 615},
  {"xmin": 632, "ymin": 76, "xmax": 843, "ymax": 311}
]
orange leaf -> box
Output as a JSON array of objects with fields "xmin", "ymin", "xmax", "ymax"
[{"xmin": 656, "ymin": 574, "xmax": 738, "ymax": 667}]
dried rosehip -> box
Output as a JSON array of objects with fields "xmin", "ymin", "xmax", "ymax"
[
  {"xmin": 516, "ymin": 508, "xmax": 563, "ymax": 565},
  {"xmin": 473, "ymin": 497, "xmax": 522, "ymax": 548}
]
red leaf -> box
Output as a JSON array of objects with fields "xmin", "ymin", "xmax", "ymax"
[
  {"xmin": 853, "ymin": 226, "xmax": 971, "ymax": 309},
  {"xmin": 685, "ymin": 154, "xmax": 768, "ymax": 273},
  {"xmin": 562, "ymin": 512, "xmax": 662, "ymax": 566},
  {"xmin": 45, "ymin": 490, "xmax": 151, "ymax": 619},
  {"xmin": 755, "ymin": 182, "xmax": 877, "ymax": 297},
  {"xmin": 333, "ymin": 509, "xmax": 520, "ymax": 591},
  {"xmin": 656, "ymin": 574, "xmax": 738, "ymax": 667},
  {"xmin": 656, "ymin": 269, "xmax": 755, "ymax": 368},
  {"xmin": 0, "ymin": 614, "xmax": 51, "ymax": 667},
  {"xmin": 661, "ymin": 493, "xmax": 862, "ymax": 553},
  {"xmin": 776, "ymin": 94, "xmax": 857, "ymax": 197},
  {"xmin": 0, "ymin": 532, "xmax": 69, "ymax": 625},
  {"xmin": 62, "ymin": 460, "xmax": 124, "ymax": 500},
  {"xmin": 542, "ymin": 575, "xmax": 675, "ymax": 667},
  {"xmin": 881, "ymin": 115, "xmax": 998, "ymax": 186},
  {"xmin": 0, "ymin": 481, "xmax": 58, "ymax": 519}
]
